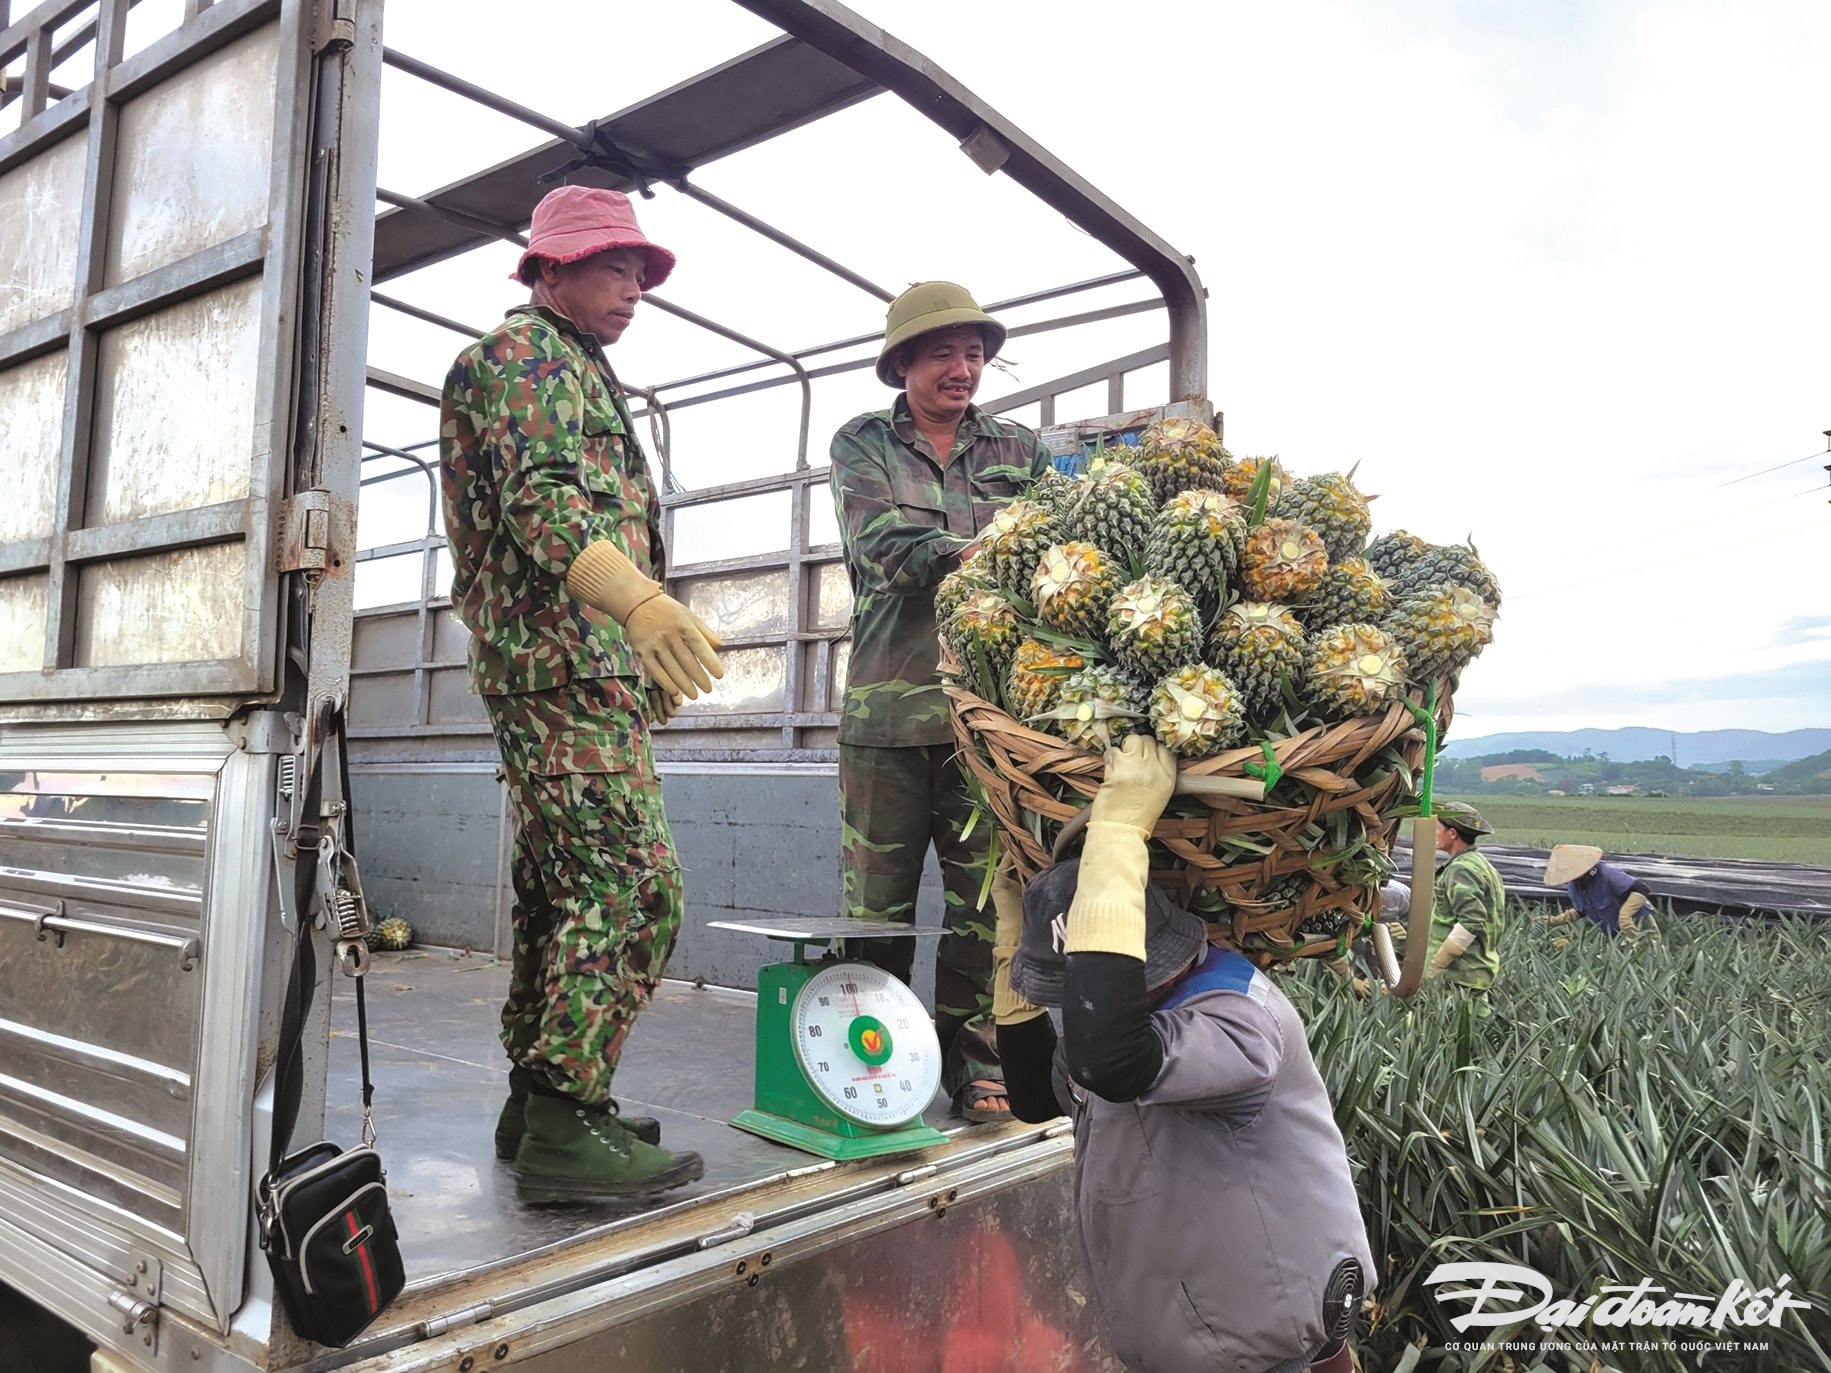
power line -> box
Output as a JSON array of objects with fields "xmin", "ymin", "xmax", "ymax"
[
  {"xmin": 1614, "ymin": 481, "xmax": 1827, "ymax": 550},
  {"xmin": 1710, "ymin": 444, "xmax": 1830, "ymax": 490}
]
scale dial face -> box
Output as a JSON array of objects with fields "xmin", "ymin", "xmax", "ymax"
[{"xmin": 790, "ymin": 962, "xmax": 941, "ymax": 1127}]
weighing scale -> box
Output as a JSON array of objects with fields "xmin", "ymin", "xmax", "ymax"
[{"xmin": 708, "ymin": 917, "xmax": 949, "ymax": 1161}]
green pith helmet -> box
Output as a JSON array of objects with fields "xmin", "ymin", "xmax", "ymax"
[
  {"xmin": 875, "ymin": 281, "xmax": 1007, "ymax": 387},
  {"xmin": 1435, "ymin": 800, "xmax": 1493, "ymax": 840}
]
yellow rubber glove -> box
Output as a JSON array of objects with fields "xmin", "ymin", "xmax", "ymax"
[
  {"xmin": 1066, "ymin": 735, "xmax": 1176, "ymax": 963},
  {"xmin": 566, "ymin": 541, "xmax": 726, "ymax": 698},
  {"xmin": 1619, "ymin": 891, "xmax": 1657, "ymax": 937},
  {"xmin": 1425, "ymin": 923, "xmax": 1474, "ymax": 980},
  {"xmin": 989, "ymin": 859, "xmax": 1044, "ymax": 1025},
  {"xmin": 646, "ymin": 684, "xmax": 684, "ymax": 726},
  {"xmin": 1545, "ymin": 909, "xmax": 1578, "ymax": 927}
]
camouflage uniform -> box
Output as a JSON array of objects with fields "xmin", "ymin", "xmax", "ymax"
[
  {"xmin": 1429, "ymin": 846, "xmax": 1505, "ymax": 997},
  {"xmin": 831, "ymin": 396, "xmax": 1052, "ymax": 1095},
  {"xmin": 441, "ymin": 305, "xmax": 679, "ymax": 1107}
]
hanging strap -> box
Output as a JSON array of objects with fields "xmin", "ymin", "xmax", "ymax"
[{"xmin": 267, "ymin": 698, "xmax": 377, "ymax": 1174}]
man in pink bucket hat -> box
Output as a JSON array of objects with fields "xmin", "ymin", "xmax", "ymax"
[{"xmin": 440, "ymin": 184, "xmax": 720, "ymax": 1203}]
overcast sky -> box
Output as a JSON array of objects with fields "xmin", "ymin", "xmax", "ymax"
[{"xmin": 39, "ymin": 0, "xmax": 1820, "ymax": 741}]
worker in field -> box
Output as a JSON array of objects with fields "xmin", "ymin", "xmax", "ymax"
[
  {"xmin": 829, "ymin": 282, "xmax": 1055, "ymax": 1122},
  {"xmin": 1422, "ymin": 801, "xmax": 1505, "ymax": 1003},
  {"xmin": 1542, "ymin": 844, "xmax": 1661, "ymax": 938},
  {"xmin": 440, "ymin": 186, "xmax": 722, "ymax": 1203},
  {"xmin": 991, "ymin": 735, "xmax": 1371, "ymax": 1372}
]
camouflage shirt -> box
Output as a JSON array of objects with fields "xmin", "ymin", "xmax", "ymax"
[
  {"xmin": 440, "ymin": 306, "xmax": 664, "ymax": 697},
  {"xmin": 1430, "ymin": 846, "xmax": 1505, "ymax": 991},
  {"xmin": 831, "ymin": 397, "xmax": 1052, "ymax": 746}
]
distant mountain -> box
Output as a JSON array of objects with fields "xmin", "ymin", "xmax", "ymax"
[
  {"xmin": 1441, "ymin": 728, "xmax": 1831, "ymax": 768},
  {"xmin": 1762, "ymin": 749, "xmax": 1831, "ymax": 789}
]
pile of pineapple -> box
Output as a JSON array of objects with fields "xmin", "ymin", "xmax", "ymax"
[{"xmin": 938, "ymin": 417, "xmax": 1499, "ymax": 941}]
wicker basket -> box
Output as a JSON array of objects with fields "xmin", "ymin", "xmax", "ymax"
[{"xmin": 945, "ymin": 679, "xmax": 1453, "ymax": 965}]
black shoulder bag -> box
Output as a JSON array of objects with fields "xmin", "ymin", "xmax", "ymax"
[{"xmin": 256, "ymin": 700, "xmax": 405, "ymax": 1347}]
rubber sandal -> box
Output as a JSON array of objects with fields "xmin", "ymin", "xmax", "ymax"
[{"xmin": 954, "ymin": 1081, "xmax": 1010, "ymax": 1124}]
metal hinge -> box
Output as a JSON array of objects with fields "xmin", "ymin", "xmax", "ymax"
[
  {"xmin": 278, "ymin": 489, "xmax": 333, "ymax": 574},
  {"xmin": 107, "ymin": 1255, "xmax": 162, "ymax": 1354},
  {"xmin": 310, "ymin": 0, "xmax": 356, "ymax": 52}
]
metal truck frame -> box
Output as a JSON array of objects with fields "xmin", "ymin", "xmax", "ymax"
[{"xmin": 0, "ymin": 2, "xmax": 1208, "ymax": 1369}]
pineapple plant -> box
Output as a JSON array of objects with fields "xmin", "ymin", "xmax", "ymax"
[
  {"xmin": 981, "ymin": 499, "xmax": 1059, "ymax": 600},
  {"xmin": 1302, "ymin": 556, "xmax": 1391, "ymax": 631},
  {"xmin": 1107, "ymin": 575, "xmax": 1203, "ymax": 683},
  {"xmin": 1137, "ymin": 416, "xmax": 1230, "ymax": 504},
  {"xmin": 1240, "ymin": 518, "xmax": 1329, "ymax": 604},
  {"xmin": 1363, "ymin": 529, "xmax": 1430, "ymax": 584},
  {"xmin": 1031, "ymin": 541, "xmax": 1122, "ymax": 642},
  {"xmin": 1047, "ymin": 665, "xmax": 1147, "ymax": 752},
  {"xmin": 1144, "ymin": 489, "xmax": 1247, "ymax": 611},
  {"xmin": 944, "ymin": 589, "xmax": 1022, "ymax": 684},
  {"xmin": 366, "ymin": 916, "xmax": 413, "ymax": 952},
  {"xmin": 1389, "ymin": 539, "xmax": 1503, "ymax": 608},
  {"xmin": 1063, "ymin": 462, "xmax": 1157, "ymax": 566},
  {"xmin": 1274, "ymin": 470, "xmax": 1372, "ymax": 561},
  {"xmin": 1210, "ymin": 601, "xmax": 1306, "ymax": 716},
  {"xmin": 1385, "ymin": 583, "xmax": 1497, "ymax": 682},
  {"xmin": 1150, "ymin": 665, "xmax": 1246, "ymax": 758},
  {"xmin": 1305, "ymin": 623, "xmax": 1408, "ymax": 718},
  {"xmin": 1007, "ymin": 637, "xmax": 1085, "ymax": 723},
  {"xmin": 1218, "ymin": 454, "xmax": 1286, "ymax": 508}
]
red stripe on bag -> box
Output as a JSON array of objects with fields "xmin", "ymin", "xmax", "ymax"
[{"xmin": 345, "ymin": 1210, "xmax": 379, "ymax": 1312}]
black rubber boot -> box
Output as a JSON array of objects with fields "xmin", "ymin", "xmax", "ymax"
[{"xmin": 496, "ymin": 1065, "xmax": 661, "ymax": 1159}]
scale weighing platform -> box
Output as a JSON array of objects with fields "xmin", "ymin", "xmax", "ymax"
[{"xmin": 707, "ymin": 917, "xmax": 950, "ymax": 1161}]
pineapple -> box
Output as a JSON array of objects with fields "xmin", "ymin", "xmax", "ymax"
[
  {"xmin": 1274, "ymin": 471, "xmax": 1372, "ymax": 561},
  {"xmin": 1210, "ymin": 601, "xmax": 1306, "ymax": 716},
  {"xmin": 1031, "ymin": 541, "xmax": 1122, "ymax": 642},
  {"xmin": 1029, "ymin": 467, "xmax": 1079, "ymax": 524},
  {"xmin": 367, "ymin": 916, "xmax": 413, "ymax": 952},
  {"xmin": 1150, "ymin": 665, "xmax": 1246, "ymax": 758},
  {"xmin": 1107, "ymin": 575, "xmax": 1203, "ymax": 683},
  {"xmin": 944, "ymin": 589, "xmax": 1022, "ymax": 683},
  {"xmin": 1064, "ymin": 463, "xmax": 1157, "ymax": 566},
  {"xmin": 1007, "ymin": 638, "xmax": 1084, "ymax": 723},
  {"xmin": 1218, "ymin": 454, "xmax": 1287, "ymax": 508},
  {"xmin": 935, "ymin": 554, "xmax": 992, "ymax": 633},
  {"xmin": 981, "ymin": 499, "xmax": 1059, "ymax": 601},
  {"xmin": 1256, "ymin": 872, "xmax": 1308, "ymax": 914},
  {"xmin": 1385, "ymin": 583, "xmax": 1497, "ymax": 682},
  {"xmin": 1389, "ymin": 540, "xmax": 1503, "ymax": 608},
  {"xmin": 1144, "ymin": 489, "xmax": 1247, "ymax": 611},
  {"xmin": 1240, "ymin": 518, "xmax": 1328, "ymax": 604},
  {"xmin": 1302, "ymin": 556, "xmax": 1391, "ymax": 631},
  {"xmin": 1305, "ymin": 623, "xmax": 1408, "ymax": 718},
  {"xmin": 1137, "ymin": 416, "xmax": 1230, "ymax": 504},
  {"xmin": 1363, "ymin": 530, "xmax": 1430, "ymax": 584},
  {"xmin": 1049, "ymin": 665, "xmax": 1147, "ymax": 752}
]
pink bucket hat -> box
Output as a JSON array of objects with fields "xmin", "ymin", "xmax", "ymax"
[{"xmin": 510, "ymin": 185, "xmax": 676, "ymax": 289}]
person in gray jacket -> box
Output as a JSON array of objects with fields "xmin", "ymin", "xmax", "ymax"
[{"xmin": 989, "ymin": 734, "xmax": 1373, "ymax": 1373}]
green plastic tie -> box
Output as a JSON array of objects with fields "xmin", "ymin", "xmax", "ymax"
[
  {"xmin": 1243, "ymin": 742, "xmax": 1283, "ymax": 792},
  {"xmin": 1401, "ymin": 681, "xmax": 1439, "ymax": 818}
]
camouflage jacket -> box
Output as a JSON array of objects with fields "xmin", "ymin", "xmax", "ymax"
[
  {"xmin": 1430, "ymin": 847, "xmax": 1505, "ymax": 991},
  {"xmin": 831, "ymin": 397, "xmax": 1052, "ymax": 746},
  {"xmin": 440, "ymin": 306, "xmax": 664, "ymax": 696}
]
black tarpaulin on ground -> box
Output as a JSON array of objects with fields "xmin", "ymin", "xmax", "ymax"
[{"xmin": 1392, "ymin": 840, "xmax": 1831, "ymax": 918}]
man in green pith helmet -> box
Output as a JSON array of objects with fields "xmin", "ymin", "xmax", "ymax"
[
  {"xmin": 1423, "ymin": 801, "xmax": 1505, "ymax": 1004},
  {"xmin": 829, "ymin": 281, "xmax": 1055, "ymax": 1121}
]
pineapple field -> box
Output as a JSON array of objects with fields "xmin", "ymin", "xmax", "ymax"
[
  {"xmin": 1287, "ymin": 909, "xmax": 1831, "ymax": 1371},
  {"xmin": 941, "ymin": 417, "xmax": 1500, "ymax": 962}
]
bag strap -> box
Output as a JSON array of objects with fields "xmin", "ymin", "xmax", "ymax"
[{"xmin": 267, "ymin": 698, "xmax": 378, "ymax": 1174}]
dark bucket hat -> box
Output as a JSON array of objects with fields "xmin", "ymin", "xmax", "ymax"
[{"xmin": 1009, "ymin": 858, "xmax": 1209, "ymax": 1007}]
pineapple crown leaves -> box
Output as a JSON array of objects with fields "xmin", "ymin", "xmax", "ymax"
[
  {"xmin": 1028, "ymin": 697, "xmax": 1146, "ymax": 725},
  {"xmin": 1246, "ymin": 455, "xmax": 1277, "ymax": 527}
]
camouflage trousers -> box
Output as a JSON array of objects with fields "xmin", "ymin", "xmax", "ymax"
[
  {"xmin": 484, "ymin": 677, "xmax": 682, "ymax": 1106},
  {"xmin": 839, "ymin": 742, "xmax": 999, "ymax": 1098}
]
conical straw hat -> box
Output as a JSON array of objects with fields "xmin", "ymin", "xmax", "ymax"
[{"xmin": 1544, "ymin": 843, "xmax": 1603, "ymax": 886}]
